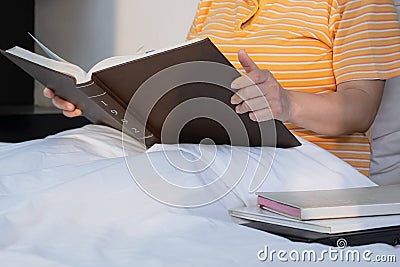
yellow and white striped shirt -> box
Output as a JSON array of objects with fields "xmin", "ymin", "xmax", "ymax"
[{"xmin": 187, "ymin": 0, "xmax": 400, "ymax": 176}]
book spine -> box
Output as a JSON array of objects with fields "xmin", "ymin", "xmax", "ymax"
[
  {"xmin": 2, "ymin": 49, "xmax": 158, "ymax": 148},
  {"xmin": 78, "ymin": 82, "xmax": 159, "ymax": 148},
  {"xmin": 258, "ymin": 196, "xmax": 302, "ymax": 219}
]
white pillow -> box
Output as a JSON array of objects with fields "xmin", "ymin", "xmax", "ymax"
[{"xmin": 370, "ymin": 77, "xmax": 400, "ymax": 185}]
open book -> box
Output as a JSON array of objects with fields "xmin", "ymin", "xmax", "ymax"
[{"xmin": 1, "ymin": 35, "xmax": 301, "ymax": 149}]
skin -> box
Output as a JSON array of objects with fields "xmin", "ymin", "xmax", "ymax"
[
  {"xmin": 44, "ymin": 49, "xmax": 384, "ymax": 136},
  {"xmin": 43, "ymin": 87, "xmax": 82, "ymax": 117},
  {"xmin": 231, "ymin": 49, "xmax": 384, "ymax": 136}
]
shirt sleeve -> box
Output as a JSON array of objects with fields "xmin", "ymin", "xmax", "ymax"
[
  {"xmin": 186, "ymin": 0, "xmax": 212, "ymax": 40},
  {"xmin": 330, "ymin": 0, "xmax": 400, "ymax": 84}
]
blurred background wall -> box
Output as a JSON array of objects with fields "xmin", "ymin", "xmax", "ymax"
[{"xmin": 34, "ymin": 0, "xmax": 199, "ymax": 108}]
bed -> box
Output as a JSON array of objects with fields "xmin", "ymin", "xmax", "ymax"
[{"xmin": 0, "ymin": 125, "xmax": 398, "ymax": 266}]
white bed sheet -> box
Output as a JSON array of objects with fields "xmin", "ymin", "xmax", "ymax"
[{"xmin": 0, "ymin": 125, "xmax": 398, "ymax": 267}]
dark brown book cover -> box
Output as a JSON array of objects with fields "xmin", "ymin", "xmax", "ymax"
[{"xmin": 1, "ymin": 38, "xmax": 301, "ymax": 148}]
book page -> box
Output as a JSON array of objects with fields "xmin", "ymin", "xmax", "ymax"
[
  {"xmin": 29, "ymin": 33, "xmax": 68, "ymax": 62},
  {"xmin": 230, "ymin": 206, "xmax": 400, "ymax": 234},
  {"xmin": 87, "ymin": 38, "xmax": 204, "ymax": 76},
  {"xmin": 88, "ymin": 55, "xmax": 140, "ymax": 76},
  {"xmin": 6, "ymin": 47, "xmax": 88, "ymax": 84}
]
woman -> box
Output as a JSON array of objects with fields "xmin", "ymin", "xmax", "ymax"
[{"xmin": 44, "ymin": 0, "xmax": 400, "ymax": 176}]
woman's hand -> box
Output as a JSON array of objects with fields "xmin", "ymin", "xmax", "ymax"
[
  {"xmin": 230, "ymin": 49, "xmax": 293, "ymax": 122},
  {"xmin": 43, "ymin": 88, "xmax": 82, "ymax": 118},
  {"xmin": 230, "ymin": 49, "xmax": 384, "ymax": 135}
]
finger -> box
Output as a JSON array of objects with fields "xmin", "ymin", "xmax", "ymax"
[
  {"xmin": 63, "ymin": 109, "xmax": 82, "ymax": 118},
  {"xmin": 238, "ymin": 49, "xmax": 259, "ymax": 73},
  {"xmin": 231, "ymin": 50, "xmax": 263, "ymax": 90},
  {"xmin": 231, "ymin": 74, "xmax": 256, "ymax": 90},
  {"xmin": 249, "ymin": 109, "xmax": 274, "ymax": 122},
  {"xmin": 43, "ymin": 88, "xmax": 55, "ymax": 99},
  {"xmin": 231, "ymin": 69, "xmax": 273, "ymax": 90},
  {"xmin": 52, "ymin": 96, "xmax": 76, "ymax": 112},
  {"xmin": 231, "ymin": 84, "xmax": 265, "ymax": 104},
  {"xmin": 236, "ymin": 96, "xmax": 270, "ymax": 114}
]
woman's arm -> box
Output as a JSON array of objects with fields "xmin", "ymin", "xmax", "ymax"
[{"xmin": 231, "ymin": 50, "xmax": 384, "ymax": 136}]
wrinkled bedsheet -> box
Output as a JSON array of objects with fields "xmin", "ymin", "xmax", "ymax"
[{"xmin": 0, "ymin": 125, "xmax": 398, "ymax": 267}]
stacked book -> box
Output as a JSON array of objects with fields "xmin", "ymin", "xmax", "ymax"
[{"xmin": 229, "ymin": 184, "xmax": 400, "ymax": 246}]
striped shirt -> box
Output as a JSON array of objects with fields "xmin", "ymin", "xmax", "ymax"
[{"xmin": 187, "ymin": 0, "xmax": 400, "ymax": 176}]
